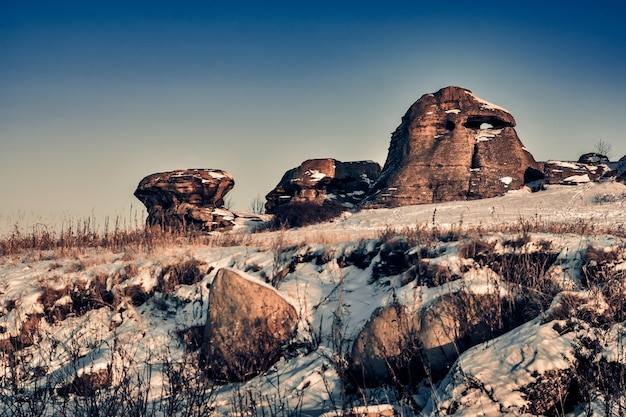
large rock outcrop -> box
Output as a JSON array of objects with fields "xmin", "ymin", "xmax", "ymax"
[
  {"xmin": 202, "ymin": 268, "xmax": 298, "ymax": 382},
  {"xmin": 265, "ymin": 159, "xmax": 381, "ymax": 213},
  {"xmin": 134, "ymin": 169, "xmax": 235, "ymax": 231},
  {"xmin": 363, "ymin": 86, "xmax": 543, "ymax": 208}
]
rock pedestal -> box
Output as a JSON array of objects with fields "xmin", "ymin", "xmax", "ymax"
[
  {"xmin": 134, "ymin": 169, "xmax": 235, "ymax": 231},
  {"xmin": 363, "ymin": 86, "xmax": 542, "ymax": 208}
]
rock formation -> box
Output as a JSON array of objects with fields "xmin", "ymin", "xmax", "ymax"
[
  {"xmin": 543, "ymin": 160, "xmax": 610, "ymax": 185},
  {"xmin": 265, "ymin": 159, "xmax": 381, "ymax": 213},
  {"xmin": 363, "ymin": 86, "xmax": 543, "ymax": 208},
  {"xmin": 544, "ymin": 153, "xmax": 626, "ymax": 185},
  {"xmin": 203, "ymin": 268, "xmax": 298, "ymax": 382},
  {"xmin": 134, "ymin": 169, "xmax": 235, "ymax": 231}
]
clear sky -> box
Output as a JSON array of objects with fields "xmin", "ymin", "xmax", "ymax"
[{"xmin": 2, "ymin": 1, "xmax": 626, "ymax": 231}]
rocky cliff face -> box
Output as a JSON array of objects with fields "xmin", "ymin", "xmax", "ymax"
[
  {"xmin": 265, "ymin": 159, "xmax": 381, "ymax": 213},
  {"xmin": 134, "ymin": 169, "xmax": 235, "ymax": 231},
  {"xmin": 363, "ymin": 86, "xmax": 542, "ymax": 208}
]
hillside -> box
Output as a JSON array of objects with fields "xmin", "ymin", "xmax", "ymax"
[{"xmin": 2, "ymin": 182, "xmax": 626, "ymax": 416}]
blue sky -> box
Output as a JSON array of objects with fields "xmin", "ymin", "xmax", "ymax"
[{"xmin": 2, "ymin": 1, "xmax": 625, "ymax": 228}]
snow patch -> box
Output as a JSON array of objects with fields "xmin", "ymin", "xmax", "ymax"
[{"xmin": 464, "ymin": 90, "xmax": 510, "ymax": 113}]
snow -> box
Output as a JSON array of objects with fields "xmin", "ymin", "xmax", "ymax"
[
  {"xmin": 2, "ymin": 181, "xmax": 626, "ymax": 415},
  {"xmin": 305, "ymin": 169, "xmax": 328, "ymax": 182},
  {"xmin": 445, "ymin": 109, "xmax": 461, "ymax": 114},
  {"xmin": 563, "ymin": 174, "xmax": 591, "ymax": 183},
  {"xmin": 464, "ymin": 90, "xmax": 510, "ymax": 113},
  {"xmin": 475, "ymin": 127, "xmax": 503, "ymax": 142}
]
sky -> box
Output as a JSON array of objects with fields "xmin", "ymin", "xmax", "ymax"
[{"xmin": 2, "ymin": 0, "xmax": 626, "ymax": 232}]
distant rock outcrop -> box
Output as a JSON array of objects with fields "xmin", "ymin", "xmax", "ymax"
[
  {"xmin": 265, "ymin": 159, "xmax": 381, "ymax": 213},
  {"xmin": 543, "ymin": 160, "xmax": 610, "ymax": 185},
  {"xmin": 134, "ymin": 169, "xmax": 235, "ymax": 231},
  {"xmin": 362, "ymin": 86, "xmax": 543, "ymax": 208},
  {"xmin": 543, "ymin": 153, "xmax": 626, "ymax": 185},
  {"xmin": 203, "ymin": 268, "xmax": 298, "ymax": 382}
]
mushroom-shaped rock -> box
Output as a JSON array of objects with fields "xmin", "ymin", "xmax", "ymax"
[
  {"xmin": 351, "ymin": 304, "xmax": 421, "ymax": 386},
  {"xmin": 202, "ymin": 268, "xmax": 298, "ymax": 382},
  {"xmin": 134, "ymin": 169, "xmax": 235, "ymax": 231},
  {"xmin": 265, "ymin": 158, "xmax": 381, "ymax": 213},
  {"xmin": 362, "ymin": 86, "xmax": 543, "ymax": 208}
]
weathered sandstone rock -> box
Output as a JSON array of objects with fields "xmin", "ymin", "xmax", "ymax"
[
  {"xmin": 134, "ymin": 169, "xmax": 235, "ymax": 231},
  {"xmin": 419, "ymin": 291, "xmax": 517, "ymax": 378},
  {"xmin": 543, "ymin": 160, "xmax": 610, "ymax": 185},
  {"xmin": 351, "ymin": 304, "xmax": 420, "ymax": 385},
  {"xmin": 203, "ymin": 268, "xmax": 298, "ymax": 382},
  {"xmin": 363, "ymin": 86, "xmax": 542, "ymax": 207},
  {"xmin": 265, "ymin": 158, "xmax": 381, "ymax": 213},
  {"xmin": 543, "ymin": 152, "xmax": 626, "ymax": 185}
]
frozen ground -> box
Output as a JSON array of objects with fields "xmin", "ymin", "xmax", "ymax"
[{"xmin": 1, "ymin": 182, "xmax": 626, "ymax": 416}]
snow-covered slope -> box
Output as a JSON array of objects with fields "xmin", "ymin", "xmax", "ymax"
[{"xmin": 1, "ymin": 182, "xmax": 626, "ymax": 416}]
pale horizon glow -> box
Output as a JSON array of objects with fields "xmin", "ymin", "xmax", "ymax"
[{"xmin": 2, "ymin": 1, "xmax": 626, "ymax": 233}]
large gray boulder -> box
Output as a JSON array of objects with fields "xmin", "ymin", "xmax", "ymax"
[{"xmin": 202, "ymin": 268, "xmax": 298, "ymax": 382}]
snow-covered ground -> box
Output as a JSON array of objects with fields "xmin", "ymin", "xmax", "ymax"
[{"xmin": 1, "ymin": 182, "xmax": 626, "ymax": 416}]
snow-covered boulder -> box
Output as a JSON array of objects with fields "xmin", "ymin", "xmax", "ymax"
[
  {"xmin": 424, "ymin": 318, "xmax": 577, "ymax": 416},
  {"xmin": 202, "ymin": 268, "xmax": 298, "ymax": 382},
  {"xmin": 362, "ymin": 86, "xmax": 543, "ymax": 208},
  {"xmin": 134, "ymin": 169, "xmax": 236, "ymax": 231}
]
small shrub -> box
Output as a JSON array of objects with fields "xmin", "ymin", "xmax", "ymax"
[
  {"xmin": 270, "ymin": 200, "xmax": 345, "ymax": 229},
  {"xmin": 457, "ymin": 238, "xmax": 495, "ymax": 259},
  {"xmin": 157, "ymin": 258, "xmax": 205, "ymax": 294},
  {"xmin": 57, "ymin": 367, "xmax": 112, "ymax": 397}
]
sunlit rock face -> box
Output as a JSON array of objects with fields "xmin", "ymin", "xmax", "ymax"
[
  {"xmin": 265, "ymin": 158, "xmax": 381, "ymax": 213},
  {"xmin": 134, "ymin": 169, "xmax": 235, "ymax": 231},
  {"xmin": 362, "ymin": 86, "xmax": 543, "ymax": 208},
  {"xmin": 202, "ymin": 268, "xmax": 298, "ymax": 382}
]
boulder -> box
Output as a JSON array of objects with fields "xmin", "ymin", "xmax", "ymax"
[
  {"xmin": 419, "ymin": 291, "xmax": 516, "ymax": 378},
  {"xmin": 134, "ymin": 169, "xmax": 235, "ymax": 231},
  {"xmin": 543, "ymin": 160, "xmax": 610, "ymax": 185},
  {"xmin": 203, "ymin": 268, "xmax": 298, "ymax": 382},
  {"xmin": 362, "ymin": 86, "xmax": 543, "ymax": 208},
  {"xmin": 578, "ymin": 152, "xmax": 610, "ymax": 165},
  {"xmin": 351, "ymin": 304, "xmax": 421, "ymax": 385},
  {"xmin": 265, "ymin": 159, "xmax": 381, "ymax": 213},
  {"xmin": 424, "ymin": 320, "xmax": 577, "ymax": 416}
]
